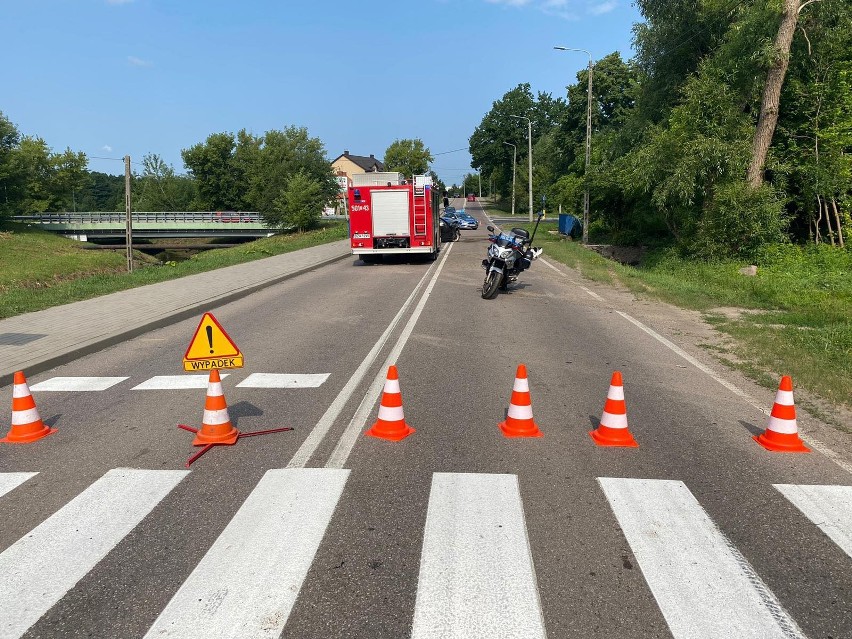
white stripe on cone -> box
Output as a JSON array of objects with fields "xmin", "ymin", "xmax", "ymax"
[
  {"xmin": 601, "ymin": 411, "xmax": 628, "ymax": 430},
  {"xmin": 13, "ymin": 383, "xmax": 30, "ymax": 399},
  {"xmin": 607, "ymin": 385, "xmax": 625, "ymax": 401},
  {"xmin": 203, "ymin": 409, "xmax": 231, "ymax": 426},
  {"xmin": 767, "ymin": 416, "xmax": 798, "ymax": 435},
  {"xmin": 513, "ymin": 377, "xmax": 530, "ymax": 393},
  {"xmin": 377, "ymin": 404, "xmax": 405, "ymax": 422},
  {"xmin": 207, "ymin": 382, "xmax": 224, "ymax": 397},
  {"xmin": 507, "ymin": 403, "xmax": 534, "ymax": 420},
  {"xmin": 775, "ymin": 389, "xmax": 794, "ymax": 405},
  {"xmin": 383, "ymin": 379, "xmax": 401, "ymax": 394},
  {"xmin": 12, "ymin": 408, "xmax": 41, "ymax": 425}
]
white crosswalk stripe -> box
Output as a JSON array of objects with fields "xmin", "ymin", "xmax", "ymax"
[
  {"xmin": 598, "ymin": 477, "xmax": 806, "ymax": 639},
  {"xmin": 411, "ymin": 472, "xmax": 547, "ymax": 639},
  {"xmin": 0, "ymin": 472, "xmax": 37, "ymax": 499},
  {"xmin": 236, "ymin": 373, "xmax": 330, "ymax": 388},
  {"xmin": 143, "ymin": 468, "xmax": 349, "ymax": 639},
  {"xmin": 774, "ymin": 483, "xmax": 852, "ymax": 558},
  {"xmin": 131, "ymin": 374, "xmax": 230, "ymax": 390},
  {"xmin": 0, "ymin": 468, "xmax": 188, "ymax": 639},
  {"xmin": 29, "ymin": 376, "xmax": 128, "ymax": 391}
]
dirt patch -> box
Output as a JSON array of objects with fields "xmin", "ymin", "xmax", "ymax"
[{"xmin": 587, "ymin": 244, "xmax": 646, "ymax": 266}]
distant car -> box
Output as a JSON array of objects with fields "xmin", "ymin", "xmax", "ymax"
[
  {"xmin": 456, "ymin": 210, "xmax": 479, "ymax": 229},
  {"xmin": 467, "ymin": 194, "xmax": 476, "ymax": 202},
  {"xmin": 444, "ymin": 209, "xmax": 477, "ymax": 230}
]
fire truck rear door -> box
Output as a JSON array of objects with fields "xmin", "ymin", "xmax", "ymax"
[{"xmin": 371, "ymin": 190, "xmax": 410, "ymax": 237}]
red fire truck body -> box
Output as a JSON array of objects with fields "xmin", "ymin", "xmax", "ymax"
[{"xmin": 348, "ymin": 173, "xmax": 441, "ymax": 258}]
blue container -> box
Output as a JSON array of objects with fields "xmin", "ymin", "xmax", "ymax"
[{"xmin": 558, "ymin": 214, "xmax": 581, "ymax": 237}]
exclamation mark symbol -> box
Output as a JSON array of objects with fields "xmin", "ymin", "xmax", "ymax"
[{"xmin": 206, "ymin": 326, "xmax": 214, "ymax": 354}]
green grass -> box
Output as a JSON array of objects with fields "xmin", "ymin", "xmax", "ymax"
[
  {"xmin": 0, "ymin": 221, "xmax": 348, "ymax": 319},
  {"xmin": 494, "ymin": 212, "xmax": 852, "ymax": 414}
]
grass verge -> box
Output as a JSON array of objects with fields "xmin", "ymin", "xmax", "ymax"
[
  {"xmin": 492, "ymin": 212, "xmax": 852, "ymax": 416},
  {"xmin": 0, "ymin": 221, "xmax": 348, "ymax": 319}
]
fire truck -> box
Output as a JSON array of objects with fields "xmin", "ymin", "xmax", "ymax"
[{"xmin": 348, "ymin": 172, "xmax": 442, "ymax": 261}]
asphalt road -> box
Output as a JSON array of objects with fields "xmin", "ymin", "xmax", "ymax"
[{"xmin": 1, "ymin": 198, "xmax": 850, "ymax": 638}]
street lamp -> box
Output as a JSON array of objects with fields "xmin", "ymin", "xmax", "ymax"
[
  {"xmin": 509, "ymin": 114, "xmax": 533, "ymax": 222},
  {"xmin": 503, "ymin": 141, "xmax": 517, "ymax": 217},
  {"xmin": 554, "ymin": 46, "xmax": 593, "ymax": 244}
]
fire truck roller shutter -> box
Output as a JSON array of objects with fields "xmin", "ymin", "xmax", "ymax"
[{"xmin": 372, "ymin": 190, "xmax": 411, "ymax": 237}]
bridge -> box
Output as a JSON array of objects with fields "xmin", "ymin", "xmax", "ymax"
[{"xmin": 13, "ymin": 212, "xmax": 276, "ymax": 240}]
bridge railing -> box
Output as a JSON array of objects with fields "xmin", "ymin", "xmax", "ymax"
[{"xmin": 13, "ymin": 212, "xmax": 264, "ymax": 224}]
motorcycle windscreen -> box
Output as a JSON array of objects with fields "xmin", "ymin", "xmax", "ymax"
[{"xmin": 371, "ymin": 190, "xmax": 410, "ymax": 237}]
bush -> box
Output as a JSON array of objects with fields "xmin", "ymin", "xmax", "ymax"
[{"xmin": 689, "ymin": 182, "xmax": 789, "ymax": 260}]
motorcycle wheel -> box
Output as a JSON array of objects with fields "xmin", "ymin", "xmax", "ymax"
[
  {"xmin": 482, "ymin": 271, "xmax": 501, "ymax": 299},
  {"xmin": 454, "ymin": 229, "xmax": 461, "ymax": 242}
]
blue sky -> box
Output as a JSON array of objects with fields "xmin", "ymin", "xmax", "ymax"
[{"xmin": 2, "ymin": 0, "xmax": 641, "ymax": 186}]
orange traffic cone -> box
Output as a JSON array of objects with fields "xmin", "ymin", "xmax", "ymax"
[
  {"xmin": 754, "ymin": 376, "xmax": 810, "ymax": 453},
  {"xmin": 590, "ymin": 371, "xmax": 638, "ymax": 447},
  {"xmin": 1, "ymin": 371, "xmax": 56, "ymax": 444},
  {"xmin": 499, "ymin": 364, "xmax": 542, "ymax": 438},
  {"xmin": 366, "ymin": 365, "xmax": 415, "ymax": 441},
  {"xmin": 192, "ymin": 369, "xmax": 239, "ymax": 446}
]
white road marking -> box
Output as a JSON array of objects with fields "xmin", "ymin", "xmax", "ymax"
[
  {"xmin": 0, "ymin": 473, "xmax": 37, "ymax": 499},
  {"xmin": 143, "ymin": 468, "xmax": 349, "ymax": 639},
  {"xmin": 774, "ymin": 484, "xmax": 852, "ymax": 558},
  {"xmin": 236, "ymin": 373, "xmax": 329, "ymax": 388},
  {"xmin": 287, "ymin": 243, "xmax": 452, "ymax": 468},
  {"xmin": 0, "ymin": 468, "xmax": 188, "ymax": 639},
  {"xmin": 411, "ymin": 473, "xmax": 547, "ymax": 639},
  {"xmin": 326, "ymin": 244, "xmax": 453, "ymax": 468},
  {"xmin": 615, "ymin": 310, "xmax": 852, "ymax": 475},
  {"xmin": 29, "ymin": 376, "xmax": 129, "ymax": 391},
  {"xmin": 598, "ymin": 477, "xmax": 805, "ymax": 639},
  {"xmin": 131, "ymin": 374, "xmax": 230, "ymax": 390},
  {"xmin": 540, "ymin": 258, "xmax": 605, "ymax": 300}
]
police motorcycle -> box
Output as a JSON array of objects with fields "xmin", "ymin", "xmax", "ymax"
[{"xmin": 481, "ymin": 213, "xmax": 544, "ymax": 299}]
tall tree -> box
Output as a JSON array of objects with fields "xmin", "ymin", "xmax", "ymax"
[
  {"xmin": 383, "ymin": 139, "xmax": 433, "ymax": 178},
  {"xmin": 747, "ymin": 0, "xmax": 816, "ymax": 187}
]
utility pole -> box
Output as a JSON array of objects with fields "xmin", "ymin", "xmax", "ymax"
[
  {"xmin": 503, "ymin": 142, "xmax": 516, "ymax": 217},
  {"xmin": 509, "ymin": 115, "xmax": 533, "ymax": 222},
  {"xmin": 124, "ymin": 155, "xmax": 133, "ymax": 273},
  {"xmin": 478, "ymin": 172, "xmax": 481, "ymax": 198},
  {"xmin": 554, "ymin": 46, "xmax": 593, "ymax": 243}
]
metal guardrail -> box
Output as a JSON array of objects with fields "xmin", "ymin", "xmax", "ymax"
[{"xmin": 13, "ymin": 212, "xmax": 263, "ymax": 224}]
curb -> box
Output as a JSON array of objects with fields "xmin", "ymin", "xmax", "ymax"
[{"xmin": 0, "ymin": 251, "xmax": 350, "ymax": 388}]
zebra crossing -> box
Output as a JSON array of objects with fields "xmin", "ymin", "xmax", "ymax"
[{"xmin": 0, "ymin": 469, "xmax": 849, "ymax": 638}]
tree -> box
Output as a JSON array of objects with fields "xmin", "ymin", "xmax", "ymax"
[
  {"xmin": 51, "ymin": 148, "xmax": 89, "ymax": 212},
  {"xmin": 181, "ymin": 132, "xmax": 247, "ymax": 210},
  {"xmin": 0, "ymin": 112, "xmax": 22, "ymax": 219},
  {"xmin": 267, "ymin": 170, "xmax": 325, "ymax": 232},
  {"xmin": 243, "ymin": 126, "xmax": 337, "ymax": 217},
  {"xmin": 383, "ymin": 139, "xmax": 433, "ymax": 178},
  {"xmin": 134, "ymin": 153, "xmax": 195, "ymax": 211},
  {"xmin": 747, "ymin": 0, "xmax": 814, "ymax": 187}
]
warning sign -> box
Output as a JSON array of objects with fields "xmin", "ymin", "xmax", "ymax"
[{"xmin": 183, "ymin": 313, "xmax": 244, "ymax": 371}]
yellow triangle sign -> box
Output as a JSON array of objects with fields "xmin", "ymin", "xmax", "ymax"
[{"xmin": 183, "ymin": 313, "xmax": 244, "ymax": 371}]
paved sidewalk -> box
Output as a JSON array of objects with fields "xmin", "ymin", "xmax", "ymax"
[{"xmin": 0, "ymin": 240, "xmax": 350, "ymax": 387}]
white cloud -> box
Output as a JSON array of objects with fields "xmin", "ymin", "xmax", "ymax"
[
  {"xmin": 127, "ymin": 56, "xmax": 152, "ymax": 67},
  {"xmin": 483, "ymin": 0, "xmax": 586, "ymax": 19},
  {"xmin": 101, "ymin": 145, "xmax": 113, "ymax": 152},
  {"xmin": 106, "ymin": 0, "xmax": 135, "ymax": 5},
  {"xmin": 588, "ymin": 0, "xmax": 617, "ymax": 15}
]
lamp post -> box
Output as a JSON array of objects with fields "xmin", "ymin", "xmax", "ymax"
[
  {"xmin": 503, "ymin": 141, "xmax": 517, "ymax": 217},
  {"xmin": 554, "ymin": 46, "xmax": 593, "ymax": 244},
  {"xmin": 509, "ymin": 114, "xmax": 533, "ymax": 222}
]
